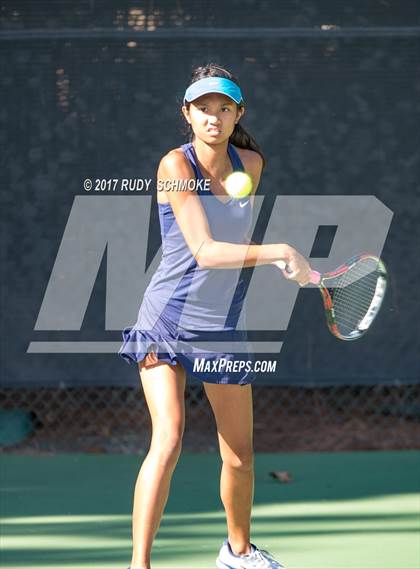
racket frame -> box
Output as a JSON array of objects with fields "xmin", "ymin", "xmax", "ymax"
[{"xmin": 315, "ymin": 253, "xmax": 388, "ymax": 341}]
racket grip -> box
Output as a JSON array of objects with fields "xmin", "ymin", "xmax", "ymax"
[
  {"xmin": 275, "ymin": 262, "xmax": 321, "ymax": 285},
  {"xmin": 309, "ymin": 270, "xmax": 321, "ymax": 285}
]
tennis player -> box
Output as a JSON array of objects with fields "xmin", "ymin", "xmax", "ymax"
[{"xmin": 119, "ymin": 63, "xmax": 311, "ymax": 569}]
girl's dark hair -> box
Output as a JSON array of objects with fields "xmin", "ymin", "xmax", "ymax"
[{"xmin": 183, "ymin": 63, "xmax": 266, "ymax": 169}]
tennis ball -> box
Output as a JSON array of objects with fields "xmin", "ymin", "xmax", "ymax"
[{"xmin": 225, "ymin": 171, "xmax": 253, "ymax": 199}]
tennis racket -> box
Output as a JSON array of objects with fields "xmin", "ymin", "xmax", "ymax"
[{"xmin": 276, "ymin": 253, "xmax": 388, "ymax": 341}]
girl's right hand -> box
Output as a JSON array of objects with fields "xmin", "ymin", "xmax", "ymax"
[{"xmin": 272, "ymin": 245, "xmax": 312, "ymax": 287}]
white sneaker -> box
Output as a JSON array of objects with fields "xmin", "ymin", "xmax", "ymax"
[{"xmin": 216, "ymin": 538, "xmax": 286, "ymax": 568}]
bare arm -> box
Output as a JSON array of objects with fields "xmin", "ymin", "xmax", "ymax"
[
  {"xmin": 199, "ymin": 240, "xmax": 291, "ymax": 269},
  {"xmin": 158, "ymin": 149, "xmax": 293, "ymax": 270}
]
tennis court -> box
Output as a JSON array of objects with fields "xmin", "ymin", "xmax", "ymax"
[{"xmin": 1, "ymin": 450, "xmax": 419, "ymax": 568}]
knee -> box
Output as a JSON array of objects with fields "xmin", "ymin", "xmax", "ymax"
[
  {"xmin": 222, "ymin": 449, "xmax": 254, "ymax": 472},
  {"xmin": 151, "ymin": 426, "xmax": 183, "ymax": 464}
]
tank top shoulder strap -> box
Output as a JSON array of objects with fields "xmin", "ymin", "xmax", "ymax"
[
  {"xmin": 181, "ymin": 142, "xmax": 245, "ymax": 196},
  {"xmin": 227, "ymin": 143, "xmax": 245, "ymax": 172},
  {"xmin": 181, "ymin": 142, "xmax": 203, "ymax": 181}
]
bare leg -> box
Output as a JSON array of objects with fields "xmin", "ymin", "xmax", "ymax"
[
  {"xmin": 204, "ymin": 383, "xmax": 254, "ymax": 556},
  {"xmin": 130, "ymin": 360, "xmax": 186, "ymax": 569}
]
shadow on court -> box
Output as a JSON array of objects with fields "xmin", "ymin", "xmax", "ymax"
[{"xmin": 1, "ymin": 451, "xmax": 419, "ymax": 568}]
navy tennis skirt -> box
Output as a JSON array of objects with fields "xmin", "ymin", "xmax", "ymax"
[{"xmin": 118, "ymin": 308, "xmax": 256, "ymax": 385}]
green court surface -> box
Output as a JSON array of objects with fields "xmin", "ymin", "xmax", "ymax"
[{"xmin": 1, "ymin": 451, "xmax": 419, "ymax": 569}]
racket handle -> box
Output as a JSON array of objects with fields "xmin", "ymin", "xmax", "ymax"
[
  {"xmin": 275, "ymin": 261, "xmax": 321, "ymax": 286},
  {"xmin": 309, "ymin": 270, "xmax": 321, "ymax": 285}
]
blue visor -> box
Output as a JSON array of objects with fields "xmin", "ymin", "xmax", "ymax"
[{"xmin": 184, "ymin": 77, "xmax": 243, "ymax": 105}]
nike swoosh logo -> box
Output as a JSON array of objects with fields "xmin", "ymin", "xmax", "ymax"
[{"xmin": 239, "ymin": 200, "xmax": 249, "ymax": 208}]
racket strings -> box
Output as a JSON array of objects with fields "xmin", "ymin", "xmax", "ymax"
[
  {"xmin": 327, "ymin": 258, "xmax": 385, "ymax": 337},
  {"xmin": 332, "ymin": 273, "xmax": 380, "ymax": 313},
  {"xmin": 332, "ymin": 275, "xmax": 383, "ymax": 333}
]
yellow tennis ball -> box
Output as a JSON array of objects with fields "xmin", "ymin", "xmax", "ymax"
[{"xmin": 225, "ymin": 171, "xmax": 253, "ymax": 199}]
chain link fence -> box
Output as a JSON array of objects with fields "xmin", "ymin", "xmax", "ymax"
[{"xmin": 1, "ymin": 384, "xmax": 419, "ymax": 454}]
